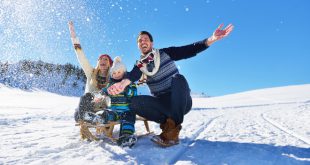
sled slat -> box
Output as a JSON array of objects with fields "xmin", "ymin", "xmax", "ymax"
[{"xmin": 76, "ymin": 115, "xmax": 152, "ymax": 142}]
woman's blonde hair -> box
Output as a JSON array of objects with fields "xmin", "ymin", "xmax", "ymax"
[{"xmin": 90, "ymin": 54, "xmax": 113, "ymax": 90}]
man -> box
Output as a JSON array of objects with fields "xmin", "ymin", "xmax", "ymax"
[{"xmin": 108, "ymin": 24, "xmax": 234, "ymax": 147}]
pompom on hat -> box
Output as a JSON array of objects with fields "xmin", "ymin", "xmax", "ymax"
[
  {"xmin": 110, "ymin": 56, "xmax": 126, "ymax": 77},
  {"xmin": 98, "ymin": 54, "xmax": 113, "ymax": 66}
]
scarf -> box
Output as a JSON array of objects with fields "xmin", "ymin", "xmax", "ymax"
[{"xmin": 136, "ymin": 48, "xmax": 160, "ymax": 85}]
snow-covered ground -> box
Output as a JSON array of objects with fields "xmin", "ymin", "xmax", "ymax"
[{"xmin": 0, "ymin": 84, "xmax": 310, "ymax": 165}]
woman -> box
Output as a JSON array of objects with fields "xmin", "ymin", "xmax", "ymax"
[{"xmin": 68, "ymin": 21, "xmax": 113, "ymax": 122}]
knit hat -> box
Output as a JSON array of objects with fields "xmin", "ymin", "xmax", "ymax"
[
  {"xmin": 98, "ymin": 54, "xmax": 113, "ymax": 66},
  {"xmin": 110, "ymin": 56, "xmax": 126, "ymax": 77}
]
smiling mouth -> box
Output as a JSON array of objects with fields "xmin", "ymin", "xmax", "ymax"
[{"xmin": 114, "ymin": 76, "xmax": 122, "ymax": 79}]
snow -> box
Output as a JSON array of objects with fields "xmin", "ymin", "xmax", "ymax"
[{"xmin": 1, "ymin": 84, "xmax": 310, "ymax": 165}]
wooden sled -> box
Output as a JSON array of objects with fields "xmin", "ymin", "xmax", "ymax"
[{"xmin": 75, "ymin": 116, "xmax": 152, "ymax": 142}]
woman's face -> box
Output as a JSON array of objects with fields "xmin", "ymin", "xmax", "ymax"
[{"xmin": 98, "ymin": 56, "xmax": 110, "ymax": 70}]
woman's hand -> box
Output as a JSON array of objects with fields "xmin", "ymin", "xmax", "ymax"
[
  {"xmin": 68, "ymin": 21, "xmax": 81, "ymax": 49},
  {"xmin": 68, "ymin": 21, "xmax": 77, "ymax": 38}
]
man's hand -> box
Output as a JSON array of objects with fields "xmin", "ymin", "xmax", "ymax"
[
  {"xmin": 108, "ymin": 79, "xmax": 131, "ymax": 95},
  {"xmin": 206, "ymin": 23, "xmax": 234, "ymax": 46}
]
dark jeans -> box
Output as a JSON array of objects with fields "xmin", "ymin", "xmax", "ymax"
[
  {"xmin": 74, "ymin": 93, "xmax": 94, "ymax": 122},
  {"xmin": 130, "ymin": 74, "xmax": 192, "ymax": 125}
]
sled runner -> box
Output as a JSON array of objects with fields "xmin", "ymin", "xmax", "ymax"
[{"xmin": 75, "ymin": 115, "xmax": 152, "ymax": 142}]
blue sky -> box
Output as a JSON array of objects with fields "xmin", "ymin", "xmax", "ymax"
[{"xmin": 0, "ymin": 0, "xmax": 309, "ymax": 96}]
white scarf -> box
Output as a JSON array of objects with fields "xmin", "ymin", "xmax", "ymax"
[
  {"xmin": 137, "ymin": 48, "xmax": 160, "ymax": 85},
  {"xmin": 137, "ymin": 48, "xmax": 160, "ymax": 76}
]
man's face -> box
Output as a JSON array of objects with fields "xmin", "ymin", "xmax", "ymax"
[
  {"xmin": 98, "ymin": 56, "xmax": 110, "ymax": 70},
  {"xmin": 138, "ymin": 34, "xmax": 153, "ymax": 55},
  {"xmin": 112, "ymin": 69, "xmax": 125, "ymax": 80}
]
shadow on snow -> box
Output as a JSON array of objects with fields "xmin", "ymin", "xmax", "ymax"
[{"xmin": 103, "ymin": 138, "xmax": 310, "ymax": 165}]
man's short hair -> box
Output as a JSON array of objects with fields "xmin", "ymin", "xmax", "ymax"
[{"xmin": 138, "ymin": 31, "xmax": 153, "ymax": 42}]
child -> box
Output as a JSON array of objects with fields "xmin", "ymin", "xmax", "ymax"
[{"xmin": 100, "ymin": 56, "xmax": 138, "ymax": 147}]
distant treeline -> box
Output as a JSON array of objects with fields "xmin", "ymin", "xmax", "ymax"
[{"xmin": 0, "ymin": 60, "xmax": 86, "ymax": 96}]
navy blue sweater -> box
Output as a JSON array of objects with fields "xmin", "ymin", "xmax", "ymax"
[{"xmin": 127, "ymin": 39, "xmax": 209, "ymax": 95}]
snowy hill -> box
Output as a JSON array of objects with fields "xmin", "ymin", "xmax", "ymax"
[{"xmin": 0, "ymin": 84, "xmax": 310, "ymax": 165}]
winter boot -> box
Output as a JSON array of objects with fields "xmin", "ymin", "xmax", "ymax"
[
  {"xmin": 82, "ymin": 112, "xmax": 102, "ymax": 124},
  {"xmin": 96, "ymin": 110, "xmax": 118, "ymax": 123},
  {"xmin": 117, "ymin": 134, "xmax": 137, "ymax": 148},
  {"xmin": 152, "ymin": 118, "xmax": 182, "ymax": 147}
]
